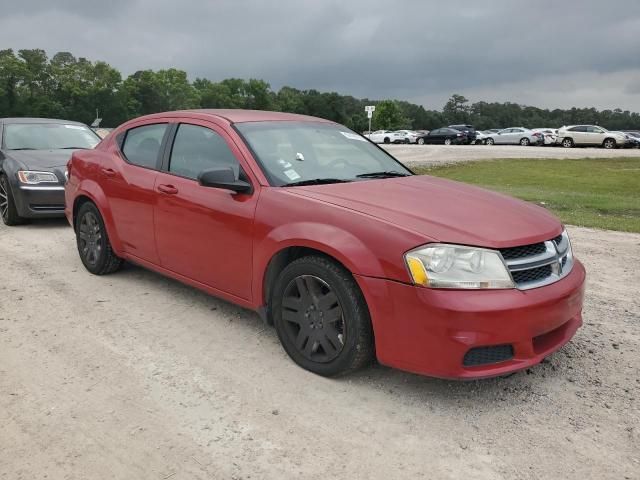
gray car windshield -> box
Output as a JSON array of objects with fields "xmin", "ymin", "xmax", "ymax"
[
  {"xmin": 4, "ymin": 123, "xmax": 100, "ymax": 150},
  {"xmin": 235, "ymin": 121, "xmax": 412, "ymax": 186}
]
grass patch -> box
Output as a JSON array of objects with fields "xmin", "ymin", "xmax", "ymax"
[{"xmin": 413, "ymin": 158, "xmax": 640, "ymax": 233}]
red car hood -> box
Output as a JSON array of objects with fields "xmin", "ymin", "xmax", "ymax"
[{"xmin": 289, "ymin": 176, "xmax": 562, "ymax": 248}]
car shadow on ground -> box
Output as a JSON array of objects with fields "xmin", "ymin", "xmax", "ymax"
[
  {"xmin": 19, "ymin": 218, "xmax": 70, "ymax": 229},
  {"xmin": 111, "ymin": 261, "xmax": 577, "ymax": 406}
]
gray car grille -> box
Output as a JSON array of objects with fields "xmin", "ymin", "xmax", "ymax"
[{"xmin": 499, "ymin": 232, "xmax": 574, "ymax": 290}]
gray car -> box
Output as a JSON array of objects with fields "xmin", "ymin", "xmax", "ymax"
[
  {"xmin": 0, "ymin": 118, "xmax": 100, "ymax": 225},
  {"xmin": 485, "ymin": 127, "xmax": 542, "ymax": 146}
]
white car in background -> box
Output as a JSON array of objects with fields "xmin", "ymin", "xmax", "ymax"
[
  {"xmin": 485, "ymin": 127, "xmax": 542, "ymax": 146},
  {"xmin": 473, "ymin": 130, "xmax": 490, "ymax": 144},
  {"xmin": 394, "ymin": 130, "xmax": 420, "ymax": 143},
  {"xmin": 532, "ymin": 128, "xmax": 558, "ymax": 146},
  {"xmin": 364, "ymin": 130, "xmax": 405, "ymax": 144},
  {"xmin": 556, "ymin": 125, "xmax": 626, "ymax": 149}
]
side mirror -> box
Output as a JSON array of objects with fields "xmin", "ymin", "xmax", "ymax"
[{"xmin": 198, "ymin": 167, "xmax": 252, "ymax": 194}]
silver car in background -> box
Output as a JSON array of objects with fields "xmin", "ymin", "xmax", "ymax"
[
  {"xmin": 532, "ymin": 128, "xmax": 558, "ymax": 146},
  {"xmin": 485, "ymin": 127, "xmax": 542, "ymax": 146}
]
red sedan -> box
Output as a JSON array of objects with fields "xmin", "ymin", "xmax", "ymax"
[{"xmin": 65, "ymin": 110, "xmax": 585, "ymax": 379}]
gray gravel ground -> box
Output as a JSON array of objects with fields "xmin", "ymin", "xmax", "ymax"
[
  {"xmin": 384, "ymin": 144, "xmax": 640, "ymax": 167},
  {"xmin": 1, "ymin": 220, "xmax": 638, "ymax": 479}
]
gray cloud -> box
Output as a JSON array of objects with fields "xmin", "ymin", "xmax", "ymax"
[{"xmin": 1, "ymin": 0, "xmax": 640, "ymax": 110}]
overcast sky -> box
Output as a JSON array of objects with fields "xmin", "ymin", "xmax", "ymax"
[{"xmin": 1, "ymin": 0, "xmax": 640, "ymax": 111}]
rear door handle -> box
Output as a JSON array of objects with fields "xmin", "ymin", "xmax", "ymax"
[
  {"xmin": 101, "ymin": 168, "xmax": 116, "ymax": 177},
  {"xmin": 157, "ymin": 184, "xmax": 179, "ymax": 195}
]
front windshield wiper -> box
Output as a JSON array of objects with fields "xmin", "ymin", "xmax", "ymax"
[
  {"xmin": 356, "ymin": 170, "xmax": 411, "ymax": 179},
  {"xmin": 283, "ymin": 178, "xmax": 352, "ymax": 187}
]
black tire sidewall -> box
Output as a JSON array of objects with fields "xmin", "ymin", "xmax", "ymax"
[
  {"xmin": 271, "ymin": 257, "xmax": 371, "ymax": 377},
  {"xmin": 75, "ymin": 202, "xmax": 111, "ymax": 274}
]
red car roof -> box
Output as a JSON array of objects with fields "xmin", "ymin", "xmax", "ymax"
[{"xmin": 135, "ymin": 109, "xmax": 334, "ymax": 124}]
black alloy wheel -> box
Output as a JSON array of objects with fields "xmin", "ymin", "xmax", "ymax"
[
  {"xmin": 272, "ymin": 256, "xmax": 374, "ymax": 377},
  {"xmin": 281, "ymin": 275, "xmax": 345, "ymax": 363},
  {"xmin": 75, "ymin": 202, "xmax": 123, "ymax": 275}
]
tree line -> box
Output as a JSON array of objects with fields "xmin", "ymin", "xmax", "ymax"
[{"xmin": 2, "ymin": 49, "xmax": 640, "ymax": 131}]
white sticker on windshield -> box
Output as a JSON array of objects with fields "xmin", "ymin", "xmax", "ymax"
[
  {"xmin": 284, "ymin": 169, "xmax": 301, "ymax": 181},
  {"xmin": 340, "ymin": 131, "xmax": 367, "ymax": 142},
  {"xmin": 64, "ymin": 125, "xmax": 85, "ymax": 130}
]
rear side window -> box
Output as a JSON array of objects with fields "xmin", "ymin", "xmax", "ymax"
[
  {"xmin": 169, "ymin": 124, "xmax": 240, "ymax": 180},
  {"xmin": 568, "ymin": 126, "xmax": 586, "ymax": 132},
  {"xmin": 122, "ymin": 124, "xmax": 168, "ymax": 169}
]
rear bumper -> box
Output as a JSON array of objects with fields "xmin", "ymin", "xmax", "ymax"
[
  {"xmin": 355, "ymin": 259, "xmax": 586, "ymax": 379},
  {"xmin": 14, "ymin": 185, "xmax": 66, "ymax": 218}
]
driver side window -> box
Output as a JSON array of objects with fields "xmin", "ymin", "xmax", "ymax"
[{"xmin": 169, "ymin": 124, "xmax": 240, "ymax": 180}]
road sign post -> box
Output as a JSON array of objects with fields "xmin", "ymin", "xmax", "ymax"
[{"xmin": 365, "ymin": 105, "xmax": 375, "ymax": 134}]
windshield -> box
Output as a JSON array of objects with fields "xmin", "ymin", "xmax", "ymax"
[
  {"xmin": 235, "ymin": 121, "xmax": 412, "ymax": 186},
  {"xmin": 3, "ymin": 123, "xmax": 101, "ymax": 150}
]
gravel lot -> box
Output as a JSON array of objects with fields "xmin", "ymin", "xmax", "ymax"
[
  {"xmin": 384, "ymin": 144, "xmax": 640, "ymax": 167},
  {"xmin": 1, "ymin": 220, "xmax": 638, "ymax": 479}
]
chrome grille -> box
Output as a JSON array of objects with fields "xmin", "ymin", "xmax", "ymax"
[{"xmin": 499, "ymin": 231, "xmax": 574, "ymax": 290}]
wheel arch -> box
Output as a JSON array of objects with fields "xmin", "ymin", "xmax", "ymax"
[
  {"xmin": 254, "ymin": 227, "xmax": 385, "ymax": 324},
  {"xmin": 71, "ymin": 182, "xmax": 124, "ymax": 255}
]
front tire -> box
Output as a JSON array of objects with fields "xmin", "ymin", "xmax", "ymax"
[
  {"xmin": 383, "ymin": 137, "xmax": 391, "ymax": 144},
  {"xmin": 417, "ymin": 137, "xmax": 425, "ymax": 145},
  {"xmin": 271, "ymin": 256, "xmax": 374, "ymax": 377},
  {"xmin": 75, "ymin": 202, "xmax": 123, "ymax": 275},
  {"xmin": 0, "ymin": 174, "xmax": 26, "ymax": 226},
  {"xmin": 562, "ymin": 138, "xmax": 574, "ymax": 148},
  {"xmin": 520, "ymin": 137, "xmax": 530, "ymax": 146},
  {"xmin": 603, "ymin": 138, "xmax": 616, "ymax": 149},
  {"xmin": 444, "ymin": 138, "xmax": 452, "ymax": 145},
  {"xmin": 486, "ymin": 138, "xmax": 495, "ymax": 145}
]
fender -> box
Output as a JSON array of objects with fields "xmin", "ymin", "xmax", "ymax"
[
  {"xmin": 73, "ymin": 179, "xmax": 125, "ymax": 256},
  {"xmin": 252, "ymin": 221, "xmax": 385, "ymax": 307}
]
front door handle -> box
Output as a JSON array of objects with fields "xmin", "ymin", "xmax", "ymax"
[
  {"xmin": 157, "ymin": 184, "xmax": 179, "ymax": 195},
  {"xmin": 101, "ymin": 168, "xmax": 116, "ymax": 177}
]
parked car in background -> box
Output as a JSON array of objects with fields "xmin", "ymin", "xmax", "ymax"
[
  {"xmin": 556, "ymin": 125, "xmax": 626, "ymax": 149},
  {"xmin": 394, "ymin": 130, "xmax": 420, "ymax": 144},
  {"xmin": 416, "ymin": 128, "xmax": 469, "ymax": 145},
  {"xmin": 532, "ymin": 128, "xmax": 558, "ymax": 146},
  {"xmin": 485, "ymin": 127, "xmax": 542, "ymax": 146},
  {"xmin": 615, "ymin": 131, "xmax": 640, "ymax": 148},
  {"xmin": 364, "ymin": 130, "xmax": 405, "ymax": 144},
  {"xmin": 0, "ymin": 117, "xmax": 100, "ymax": 225},
  {"xmin": 449, "ymin": 124, "xmax": 476, "ymax": 143},
  {"xmin": 65, "ymin": 109, "xmax": 585, "ymax": 379},
  {"xmin": 473, "ymin": 130, "xmax": 490, "ymax": 145}
]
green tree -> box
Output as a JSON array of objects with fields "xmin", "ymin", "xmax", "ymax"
[{"xmin": 373, "ymin": 100, "xmax": 410, "ymax": 130}]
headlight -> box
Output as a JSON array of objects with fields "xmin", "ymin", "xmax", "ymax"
[
  {"xmin": 17, "ymin": 171, "xmax": 59, "ymax": 184},
  {"xmin": 405, "ymin": 244, "xmax": 515, "ymax": 289}
]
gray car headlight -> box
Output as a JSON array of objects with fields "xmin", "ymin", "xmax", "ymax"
[
  {"xmin": 405, "ymin": 244, "xmax": 515, "ymax": 289},
  {"xmin": 17, "ymin": 171, "xmax": 59, "ymax": 184}
]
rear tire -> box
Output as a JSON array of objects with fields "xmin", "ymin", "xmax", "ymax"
[
  {"xmin": 0, "ymin": 174, "xmax": 27, "ymax": 226},
  {"xmin": 271, "ymin": 255, "xmax": 374, "ymax": 377},
  {"xmin": 520, "ymin": 138, "xmax": 530, "ymax": 146},
  {"xmin": 603, "ymin": 138, "xmax": 616, "ymax": 149},
  {"xmin": 75, "ymin": 201, "xmax": 123, "ymax": 275},
  {"xmin": 383, "ymin": 137, "xmax": 391, "ymax": 144},
  {"xmin": 561, "ymin": 138, "xmax": 574, "ymax": 148},
  {"xmin": 444, "ymin": 138, "xmax": 452, "ymax": 145}
]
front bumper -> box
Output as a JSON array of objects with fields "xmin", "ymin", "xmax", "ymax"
[
  {"xmin": 14, "ymin": 184, "xmax": 66, "ymax": 218},
  {"xmin": 355, "ymin": 259, "xmax": 586, "ymax": 379}
]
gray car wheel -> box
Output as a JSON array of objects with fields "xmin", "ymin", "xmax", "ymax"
[
  {"xmin": 417, "ymin": 137, "xmax": 425, "ymax": 145},
  {"xmin": 444, "ymin": 138, "xmax": 452, "ymax": 145},
  {"xmin": 0, "ymin": 174, "xmax": 26, "ymax": 226},
  {"xmin": 603, "ymin": 138, "xmax": 616, "ymax": 149},
  {"xmin": 562, "ymin": 138, "xmax": 574, "ymax": 148},
  {"xmin": 486, "ymin": 138, "xmax": 495, "ymax": 145},
  {"xmin": 520, "ymin": 138, "xmax": 530, "ymax": 146}
]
